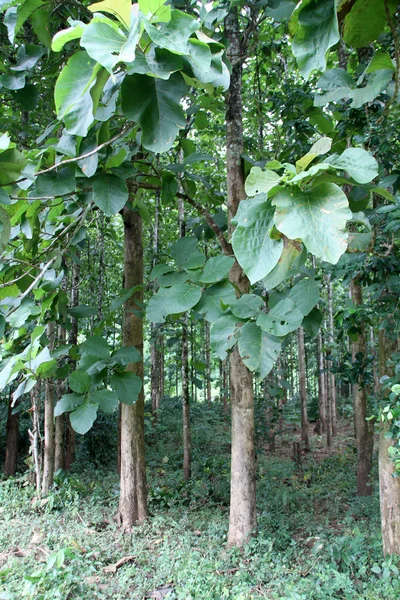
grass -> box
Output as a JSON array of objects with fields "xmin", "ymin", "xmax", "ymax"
[{"xmin": 0, "ymin": 399, "xmax": 399, "ymax": 599}]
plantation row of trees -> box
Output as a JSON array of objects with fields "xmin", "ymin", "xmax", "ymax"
[{"xmin": 0, "ymin": 0, "xmax": 399, "ymax": 556}]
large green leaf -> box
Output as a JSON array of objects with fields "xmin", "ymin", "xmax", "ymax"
[
  {"xmin": 0, "ymin": 148, "xmax": 27, "ymax": 185},
  {"xmin": 54, "ymin": 51, "xmax": 101, "ymax": 136},
  {"xmin": 0, "ymin": 205, "xmax": 11, "ymax": 253},
  {"xmin": 54, "ymin": 393, "xmax": 84, "ymax": 416},
  {"xmin": 139, "ymin": 0, "xmax": 171, "ymax": 23},
  {"xmin": 302, "ymin": 307, "xmax": 323, "ymax": 338},
  {"xmin": 70, "ymin": 401, "xmax": 98, "ymax": 434},
  {"xmin": 79, "ymin": 335, "xmax": 110, "ymax": 360},
  {"xmin": 194, "ymin": 281, "xmax": 236, "ymax": 323},
  {"xmin": 232, "ymin": 196, "xmax": 283, "ymax": 284},
  {"xmin": 200, "ymin": 255, "xmax": 235, "ymax": 284},
  {"xmin": 343, "ymin": 0, "xmax": 398, "ymax": 48},
  {"xmin": 245, "ymin": 167, "xmax": 281, "ymax": 197},
  {"xmin": 110, "ymin": 371, "xmax": 142, "ymax": 404},
  {"xmin": 88, "ymin": 0, "xmax": 132, "ymax": 29},
  {"xmin": 52, "ymin": 20, "xmax": 86, "ymax": 52},
  {"xmin": 229, "ymin": 294, "xmax": 265, "ymax": 319},
  {"xmin": 110, "ymin": 346, "xmax": 141, "ymax": 365},
  {"xmin": 121, "ymin": 72, "xmax": 187, "ymax": 152},
  {"xmin": 90, "ymin": 389, "xmax": 118, "ymax": 413},
  {"xmin": 210, "ymin": 314, "xmax": 241, "ymax": 360},
  {"xmin": 81, "ymin": 16, "xmax": 139, "ymax": 72},
  {"xmin": 326, "ymin": 148, "xmax": 378, "ymax": 184},
  {"xmin": 68, "ymin": 370, "xmax": 92, "ymax": 394},
  {"xmin": 146, "ymin": 284, "xmax": 202, "ymax": 323},
  {"xmin": 35, "ymin": 166, "xmax": 76, "ymax": 197},
  {"xmin": 169, "ymin": 236, "xmax": 205, "ymax": 270},
  {"xmin": 142, "ymin": 10, "xmax": 199, "ymax": 55},
  {"xmin": 291, "ymin": 0, "xmax": 339, "ymax": 79},
  {"xmin": 257, "ymin": 298, "xmax": 303, "ymax": 336},
  {"xmin": 272, "ymin": 183, "xmax": 351, "ymax": 264},
  {"xmin": 238, "ymin": 322, "xmax": 281, "ymax": 379},
  {"xmin": 92, "ymin": 174, "xmax": 129, "ymax": 215},
  {"xmin": 262, "ymin": 239, "xmax": 302, "ymax": 290},
  {"xmin": 288, "ymin": 277, "xmax": 320, "ymax": 316},
  {"xmin": 314, "ymin": 68, "xmax": 353, "ymax": 106}
]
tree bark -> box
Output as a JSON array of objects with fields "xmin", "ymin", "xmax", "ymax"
[
  {"xmin": 117, "ymin": 204, "xmax": 148, "ymax": 529},
  {"xmin": 326, "ymin": 275, "xmax": 337, "ymax": 436},
  {"xmin": 317, "ymin": 328, "xmax": 327, "ymax": 433},
  {"xmin": 378, "ymin": 330, "xmax": 400, "ymax": 556},
  {"xmin": 151, "ymin": 191, "xmax": 161, "ymax": 424},
  {"xmin": 54, "ymin": 324, "xmax": 66, "ymax": 472},
  {"xmin": 297, "ymin": 327, "xmax": 310, "ymax": 452},
  {"xmin": 205, "ymin": 322, "xmax": 212, "ymax": 403},
  {"xmin": 3, "ymin": 390, "xmax": 19, "ymax": 477},
  {"xmin": 41, "ymin": 322, "xmax": 55, "ymax": 494},
  {"xmin": 225, "ymin": 7, "xmax": 257, "ymax": 546},
  {"xmin": 65, "ymin": 260, "xmax": 80, "ymax": 470},
  {"xmin": 350, "ymin": 278, "xmax": 373, "ymax": 496},
  {"xmin": 29, "ymin": 382, "xmax": 42, "ymax": 495}
]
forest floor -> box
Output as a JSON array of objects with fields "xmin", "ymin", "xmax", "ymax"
[{"xmin": 1, "ymin": 399, "xmax": 399, "ymax": 600}]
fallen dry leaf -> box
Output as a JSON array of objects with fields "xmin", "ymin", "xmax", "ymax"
[
  {"xmin": 103, "ymin": 555, "xmax": 137, "ymax": 573},
  {"xmin": 145, "ymin": 584, "xmax": 174, "ymax": 599}
]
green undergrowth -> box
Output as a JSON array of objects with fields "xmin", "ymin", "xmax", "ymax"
[{"xmin": 0, "ymin": 400, "xmax": 399, "ymax": 599}]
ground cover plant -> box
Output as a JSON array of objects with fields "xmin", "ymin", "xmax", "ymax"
[{"xmin": 1, "ymin": 400, "xmax": 400, "ymax": 600}]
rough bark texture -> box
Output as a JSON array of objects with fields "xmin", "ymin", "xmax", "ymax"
[
  {"xmin": 3, "ymin": 391, "xmax": 19, "ymax": 477},
  {"xmin": 378, "ymin": 331, "xmax": 400, "ymax": 556},
  {"xmin": 225, "ymin": 8, "xmax": 257, "ymax": 547},
  {"xmin": 66, "ymin": 260, "xmax": 80, "ymax": 470},
  {"xmin": 205, "ymin": 322, "xmax": 212, "ymax": 404},
  {"xmin": 41, "ymin": 322, "xmax": 55, "ymax": 494},
  {"xmin": 151, "ymin": 192, "xmax": 161, "ymax": 423},
  {"xmin": 29, "ymin": 383, "xmax": 42, "ymax": 495},
  {"xmin": 117, "ymin": 205, "xmax": 148, "ymax": 529},
  {"xmin": 178, "ymin": 195, "xmax": 191, "ymax": 482},
  {"xmin": 54, "ymin": 324, "xmax": 66, "ymax": 472},
  {"xmin": 297, "ymin": 327, "xmax": 310, "ymax": 452},
  {"xmin": 326, "ymin": 276, "xmax": 337, "ymax": 436},
  {"xmin": 317, "ymin": 329, "xmax": 327, "ymax": 433},
  {"xmin": 350, "ymin": 279, "xmax": 373, "ymax": 496}
]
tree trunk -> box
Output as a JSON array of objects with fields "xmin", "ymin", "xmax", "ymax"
[
  {"xmin": 151, "ymin": 191, "xmax": 161, "ymax": 424},
  {"xmin": 205, "ymin": 322, "xmax": 212, "ymax": 403},
  {"xmin": 326, "ymin": 275, "xmax": 337, "ymax": 436},
  {"xmin": 225, "ymin": 7, "xmax": 257, "ymax": 546},
  {"xmin": 378, "ymin": 330, "xmax": 400, "ymax": 556},
  {"xmin": 117, "ymin": 204, "xmax": 148, "ymax": 529},
  {"xmin": 298, "ymin": 327, "xmax": 310, "ymax": 452},
  {"xmin": 54, "ymin": 324, "xmax": 67, "ymax": 472},
  {"xmin": 41, "ymin": 322, "xmax": 55, "ymax": 494},
  {"xmin": 317, "ymin": 328, "xmax": 327, "ymax": 433},
  {"xmin": 4, "ymin": 390, "xmax": 19, "ymax": 477},
  {"xmin": 29, "ymin": 382, "xmax": 42, "ymax": 495},
  {"xmin": 178, "ymin": 194, "xmax": 191, "ymax": 481},
  {"xmin": 350, "ymin": 278, "xmax": 373, "ymax": 496},
  {"xmin": 65, "ymin": 259, "xmax": 80, "ymax": 470}
]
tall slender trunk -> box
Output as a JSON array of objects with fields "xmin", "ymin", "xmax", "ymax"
[
  {"xmin": 205, "ymin": 322, "xmax": 212, "ymax": 403},
  {"xmin": 378, "ymin": 330, "xmax": 400, "ymax": 555},
  {"xmin": 178, "ymin": 195, "xmax": 191, "ymax": 481},
  {"xmin": 151, "ymin": 192, "xmax": 161, "ymax": 423},
  {"xmin": 66, "ymin": 260, "xmax": 80, "ymax": 470},
  {"xmin": 326, "ymin": 275, "xmax": 337, "ymax": 436},
  {"xmin": 29, "ymin": 382, "xmax": 42, "ymax": 495},
  {"xmin": 225, "ymin": 8, "xmax": 256, "ymax": 546},
  {"xmin": 297, "ymin": 327, "xmax": 310, "ymax": 451},
  {"xmin": 41, "ymin": 323, "xmax": 55, "ymax": 494},
  {"xmin": 97, "ymin": 212, "xmax": 105, "ymax": 319},
  {"xmin": 117, "ymin": 204, "xmax": 148, "ymax": 528},
  {"xmin": 54, "ymin": 324, "xmax": 66, "ymax": 472},
  {"xmin": 317, "ymin": 328, "xmax": 327, "ymax": 433},
  {"xmin": 350, "ymin": 278, "xmax": 373, "ymax": 496},
  {"xmin": 4, "ymin": 390, "xmax": 19, "ymax": 477}
]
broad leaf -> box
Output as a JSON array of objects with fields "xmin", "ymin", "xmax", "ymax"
[
  {"xmin": 238, "ymin": 322, "xmax": 281, "ymax": 379},
  {"xmin": 288, "ymin": 278, "xmax": 320, "ymax": 316},
  {"xmin": 210, "ymin": 314, "xmax": 241, "ymax": 360},
  {"xmin": 80, "ymin": 335, "xmax": 110, "ymax": 360},
  {"xmin": 68, "ymin": 304, "xmax": 97, "ymax": 318},
  {"xmin": 52, "ymin": 20, "xmax": 86, "ymax": 52},
  {"xmin": 88, "ymin": 0, "xmax": 132, "ymax": 29},
  {"xmin": 92, "ymin": 174, "xmax": 129, "ymax": 215},
  {"xmin": 81, "ymin": 17, "xmax": 139, "ymax": 72},
  {"xmin": 232, "ymin": 196, "xmax": 283, "ymax": 284},
  {"xmin": 326, "ymin": 148, "xmax": 378, "ymax": 184},
  {"xmin": 194, "ymin": 281, "xmax": 236, "ymax": 323},
  {"xmin": 121, "ymin": 72, "xmax": 187, "ymax": 152},
  {"xmin": 139, "ymin": 0, "xmax": 171, "ymax": 23},
  {"xmin": 302, "ymin": 307, "xmax": 323, "ymax": 338},
  {"xmin": 110, "ymin": 371, "xmax": 142, "ymax": 404},
  {"xmin": 257, "ymin": 298, "xmax": 303, "ymax": 336},
  {"xmin": 35, "ymin": 166, "xmax": 76, "ymax": 197},
  {"xmin": 142, "ymin": 10, "xmax": 199, "ymax": 55},
  {"xmin": 245, "ymin": 167, "xmax": 281, "ymax": 197},
  {"xmin": 0, "ymin": 148, "xmax": 27, "ymax": 185},
  {"xmin": 229, "ymin": 294, "xmax": 265, "ymax": 319},
  {"xmin": 343, "ymin": 0, "xmax": 398, "ymax": 48},
  {"xmin": 70, "ymin": 401, "xmax": 98, "ymax": 434},
  {"xmin": 68, "ymin": 370, "xmax": 92, "ymax": 393},
  {"xmin": 54, "ymin": 51, "xmax": 101, "ymax": 136},
  {"xmin": 90, "ymin": 389, "xmax": 118, "ymax": 413},
  {"xmin": 146, "ymin": 284, "xmax": 202, "ymax": 323},
  {"xmin": 262, "ymin": 239, "xmax": 302, "ymax": 290},
  {"xmin": 110, "ymin": 346, "xmax": 141, "ymax": 365},
  {"xmin": 292, "ymin": 0, "xmax": 339, "ymax": 79},
  {"xmin": 200, "ymin": 255, "xmax": 235, "ymax": 284},
  {"xmin": 54, "ymin": 393, "xmax": 85, "ymax": 416},
  {"xmin": 0, "ymin": 205, "xmax": 11, "ymax": 252},
  {"xmin": 272, "ymin": 183, "xmax": 351, "ymax": 264}
]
